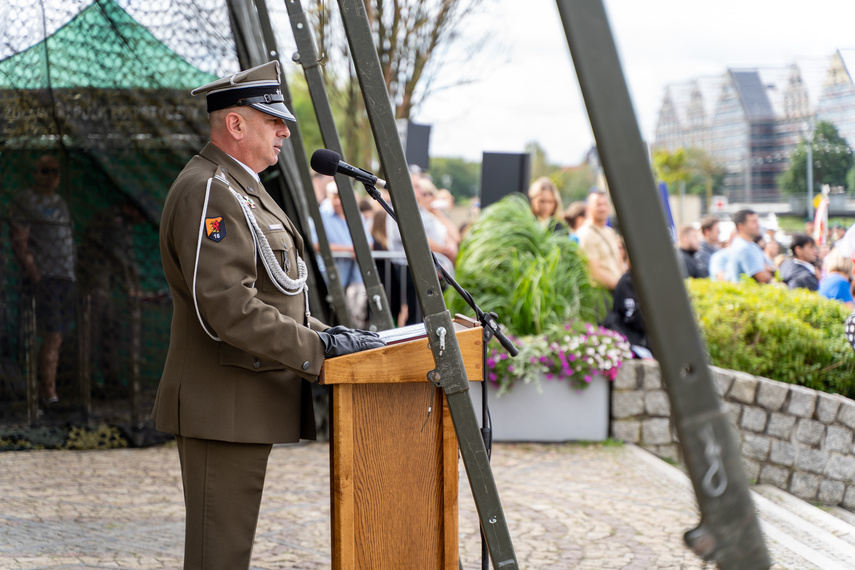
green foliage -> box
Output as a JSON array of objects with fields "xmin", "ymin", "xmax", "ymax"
[
  {"xmin": 778, "ymin": 121, "xmax": 854, "ymax": 195},
  {"xmin": 445, "ymin": 194, "xmax": 608, "ymax": 336},
  {"xmin": 427, "ymin": 157, "xmax": 480, "ymax": 200},
  {"xmin": 287, "ymin": 71, "xmax": 329, "ymax": 164},
  {"xmin": 63, "ymin": 425, "xmax": 128, "ymax": 450},
  {"xmin": 556, "ymin": 163, "xmax": 597, "ymax": 204},
  {"xmin": 654, "ymin": 147, "xmax": 724, "ymax": 197},
  {"xmin": 653, "ymin": 147, "xmax": 692, "ymax": 186},
  {"xmin": 687, "ymin": 279, "xmax": 855, "ymax": 397}
]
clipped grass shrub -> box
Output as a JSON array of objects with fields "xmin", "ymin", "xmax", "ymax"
[
  {"xmin": 445, "ymin": 194, "xmax": 608, "ymax": 336},
  {"xmin": 687, "ymin": 279, "xmax": 855, "ymax": 397}
]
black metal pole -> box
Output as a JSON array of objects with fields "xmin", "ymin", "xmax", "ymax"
[
  {"xmin": 556, "ymin": 1, "xmax": 770, "ymax": 567},
  {"xmin": 284, "ymin": 0, "xmax": 395, "ymax": 331}
]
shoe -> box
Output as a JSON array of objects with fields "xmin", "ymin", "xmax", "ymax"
[{"xmin": 40, "ymin": 396, "xmax": 59, "ymax": 410}]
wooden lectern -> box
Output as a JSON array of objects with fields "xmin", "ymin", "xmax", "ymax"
[{"xmin": 320, "ymin": 317, "xmax": 483, "ymax": 569}]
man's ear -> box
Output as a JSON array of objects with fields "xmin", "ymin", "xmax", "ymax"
[{"xmin": 224, "ymin": 111, "xmax": 245, "ymax": 140}]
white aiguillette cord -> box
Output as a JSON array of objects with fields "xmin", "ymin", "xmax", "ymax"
[{"xmin": 192, "ymin": 172, "xmax": 310, "ymax": 342}]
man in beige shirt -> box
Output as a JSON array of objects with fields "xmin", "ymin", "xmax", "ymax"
[{"xmin": 576, "ymin": 190, "xmax": 626, "ymax": 291}]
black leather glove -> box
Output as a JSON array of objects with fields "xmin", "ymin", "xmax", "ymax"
[
  {"xmin": 323, "ymin": 325, "xmax": 380, "ymax": 338},
  {"xmin": 316, "ymin": 326, "xmax": 386, "ymax": 358}
]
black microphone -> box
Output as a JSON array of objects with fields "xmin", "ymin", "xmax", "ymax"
[{"xmin": 310, "ymin": 149, "xmax": 387, "ymax": 189}]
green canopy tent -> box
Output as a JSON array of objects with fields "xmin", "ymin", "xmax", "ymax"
[{"xmin": 0, "ymin": 0, "xmax": 219, "ymax": 419}]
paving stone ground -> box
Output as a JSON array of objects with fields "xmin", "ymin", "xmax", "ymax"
[{"xmin": 0, "ymin": 441, "xmax": 812, "ymax": 569}]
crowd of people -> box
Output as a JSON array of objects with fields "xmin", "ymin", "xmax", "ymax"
[
  {"xmin": 677, "ymin": 209, "xmax": 855, "ymax": 312},
  {"xmin": 516, "ymin": 178, "xmax": 855, "ymax": 357},
  {"xmin": 311, "ymin": 167, "xmax": 463, "ymax": 328},
  {"xmin": 7, "ymin": 155, "xmax": 147, "ymax": 408},
  {"xmin": 309, "ymin": 164, "xmax": 855, "ymax": 360}
]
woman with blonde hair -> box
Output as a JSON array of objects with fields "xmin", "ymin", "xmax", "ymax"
[
  {"xmin": 527, "ymin": 177, "xmax": 566, "ymax": 233},
  {"xmin": 819, "ymin": 248, "xmax": 855, "ymax": 309}
]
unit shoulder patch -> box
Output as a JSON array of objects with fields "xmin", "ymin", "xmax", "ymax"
[{"xmin": 205, "ymin": 216, "xmax": 226, "ymax": 242}]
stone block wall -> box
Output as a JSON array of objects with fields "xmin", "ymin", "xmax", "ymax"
[{"xmin": 611, "ymin": 359, "xmax": 855, "ymax": 509}]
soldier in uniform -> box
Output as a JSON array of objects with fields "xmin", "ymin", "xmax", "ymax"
[{"xmin": 152, "ymin": 61, "xmax": 385, "ymax": 570}]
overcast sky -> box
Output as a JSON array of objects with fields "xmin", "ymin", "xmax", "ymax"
[{"xmin": 409, "ymin": 0, "xmax": 855, "ymax": 167}]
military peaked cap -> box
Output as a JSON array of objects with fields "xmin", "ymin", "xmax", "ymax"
[{"xmin": 191, "ymin": 60, "xmax": 296, "ymax": 122}]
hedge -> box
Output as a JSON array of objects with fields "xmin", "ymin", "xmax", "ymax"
[{"xmin": 687, "ymin": 278, "xmax": 855, "ymax": 397}]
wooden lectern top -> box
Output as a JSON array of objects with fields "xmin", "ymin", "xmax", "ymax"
[{"xmin": 319, "ymin": 318, "xmax": 483, "ymax": 385}]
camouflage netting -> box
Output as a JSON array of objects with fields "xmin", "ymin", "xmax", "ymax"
[{"xmin": 0, "ymin": 0, "xmax": 241, "ymax": 429}]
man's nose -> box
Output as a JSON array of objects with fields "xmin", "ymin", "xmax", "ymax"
[{"xmin": 279, "ymin": 123, "xmax": 291, "ymax": 138}]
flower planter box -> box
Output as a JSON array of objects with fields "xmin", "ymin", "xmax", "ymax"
[{"xmin": 467, "ymin": 374, "xmax": 610, "ymax": 442}]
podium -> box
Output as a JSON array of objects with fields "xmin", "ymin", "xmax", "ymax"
[{"xmin": 320, "ymin": 317, "xmax": 483, "ymax": 569}]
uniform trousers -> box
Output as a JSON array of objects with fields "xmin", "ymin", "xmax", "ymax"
[{"xmin": 175, "ymin": 435, "xmax": 273, "ymax": 570}]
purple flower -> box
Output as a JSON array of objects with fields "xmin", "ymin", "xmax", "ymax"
[
  {"xmin": 487, "ymin": 357, "xmax": 496, "ymax": 368},
  {"xmin": 507, "ymin": 365, "xmax": 515, "ymax": 373},
  {"xmin": 584, "ymin": 375, "xmax": 592, "ymax": 383}
]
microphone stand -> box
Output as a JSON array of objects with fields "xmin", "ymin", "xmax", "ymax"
[{"xmin": 361, "ymin": 181, "xmax": 517, "ymax": 570}]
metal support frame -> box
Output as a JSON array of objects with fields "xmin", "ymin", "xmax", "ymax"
[
  {"xmin": 227, "ymin": 0, "xmax": 346, "ymax": 326},
  {"xmin": 284, "ymin": 0, "xmax": 394, "ymax": 331},
  {"xmin": 556, "ymin": 1, "xmax": 770, "ymax": 567},
  {"xmin": 335, "ymin": 1, "xmax": 518, "ymax": 567}
]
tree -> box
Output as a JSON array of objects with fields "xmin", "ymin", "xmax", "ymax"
[
  {"xmin": 778, "ymin": 121, "xmax": 854, "ymax": 195},
  {"xmin": 556, "ymin": 163, "xmax": 596, "ymax": 204},
  {"xmin": 653, "ymin": 147, "xmax": 724, "ymax": 207},
  {"xmin": 526, "ymin": 141, "xmax": 552, "ymax": 180},
  {"xmin": 306, "ymin": 0, "xmax": 493, "ymax": 168},
  {"xmin": 653, "ymin": 147, "xmax": 692, "ymax": 188},
  {"xmin": 427, "ymin": 157, "xmax": 480, "ymax": 200}
]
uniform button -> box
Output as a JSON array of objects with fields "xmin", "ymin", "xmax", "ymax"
[
  {"xmin": 253, "ymin": 360, "xmax": 261, "ymax": 369},
  {"xmin": 302, "ymin": 361, "xmax": 310, "ymax": 370},
  {"xmin": 248, "ymin": 187, "xmax": 255, "ymax": 193}
]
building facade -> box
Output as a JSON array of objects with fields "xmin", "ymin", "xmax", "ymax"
[{"xmin": 653, "ymin": 49, "xmax": 854, "ymax": 203}]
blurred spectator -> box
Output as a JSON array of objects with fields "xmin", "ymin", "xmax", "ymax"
[
  {"xmin": 725, "ymin": 209, "xmax": 773, "ymax": 284},
  {"xmin": 311, "ymin": 172, "xmax": 334, "ymax": 208},
  {"xmin": 358, "ymin": 198, "xmax": 374, "ymax": 247},
  {"xmin": 577, "ymin": 190, "xmax": 625, "ymax": 291},
  {"xmin": 317, "ymin": 183, "xmax": 368, "ymax": 328},
  {"xmin": 779, "ymin": 234, "xmax": 819, "ymax": 292},
  {"xmin": 434, "ymin": 188, "xmax": 455, "ymax": 212},
  {"xmin": 77, "ymin": 198, "xmax": 145, "ymax": 398},
  {"xmin": 695, "ymin": 216, "xmax": 720, "ymax": 278},
  {"xmin": 385, "ymin": 174, "xmax": 457, "ymax": 325},
  {"xmin": 459, "ymin": 199, "xmax": 480, "ymax": 239},
  {"xmin": 709, "ymin": 228, "xmax": 737, "ymax": 282},
  {"xmin": 831, "ymin": 223, "xmax": 847, "ymax": 245},
  {"xmin": 9, "ymin": 155, "xmax": 75, "ymax": 408},
  {"xmin": 563, "ymin": 201, "xmax": 587, "ymax": 243},
  {"xmin": 424, "ymin": 182, "xmax": 461, "ymax": 249},
  {"xmin": 819, "ymin": 249, "xmax": 855, "ymax": 309},
  {"xmin": 370, "ymin": 208, "xmax": 406, "ymax": 327},
  {"xmin": 845, "ymin": 310, "xmax": 855, "ymax": 353},
  {"xmin": 763, "ymin": 239, "xmax": 781, "ymax": 267},
  {"xmin": 677, "ymin": 224, "xmax": 704, "ymax": 278},
  {"xmin": 414, "ymin": 176, "xmax": 460, "ymax": 264},
  {"xmin": 833, "ymin": 222, "xmax": 855, "ymax": 259},
  {"xmin": 527, "ymin": 177, "xmax": 566, "ymax": 233},
  {"xmin": 603, "ymin": 271, "xmax": 652, "ymax": 359},
  {"xmin": 805, "ymin": 220, "xmax": 815, "ymax": 237}
]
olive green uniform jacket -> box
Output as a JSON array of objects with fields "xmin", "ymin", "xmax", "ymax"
[{"xmin": 152, "ymin": 143, "xmax": 328, "ymax": 443}]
